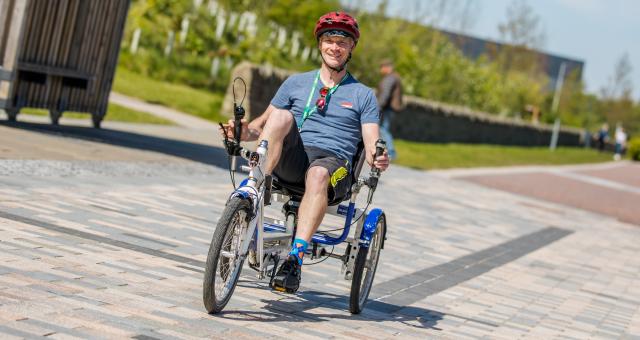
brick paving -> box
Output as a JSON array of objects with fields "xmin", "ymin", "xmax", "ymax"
[
  {"xmin": 0, "ymin": 119, "xmax": 639, "ymax": 338},
  {"xmin": 577, "ymin": 163, "xmax": 640, "ymax": 188},
  {"xmin": 458, "ymin": 162, "xmax": 640, "ymax": 226}
]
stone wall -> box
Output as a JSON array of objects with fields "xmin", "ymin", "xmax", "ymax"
[
  {"xmin": 221, "ymin": 61, "xmax": 294, "ymax": 121},
  {"xmin": 222, "ymin": 62, "xmax": 584, "ymax": 146},
  {"xmin": 395, "ymin": 96, "xmax": 583, "ymax": 146}
]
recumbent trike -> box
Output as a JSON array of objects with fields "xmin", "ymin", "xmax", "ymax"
[{"xmin": 203, "ymin": 92, "xmax": 388, "ymax": 314}]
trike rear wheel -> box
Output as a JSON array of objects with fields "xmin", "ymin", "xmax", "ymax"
[
  {"xmin": 203, "ymin": 197, "xmax": 251, "ymax": 314},
  {"xmin": 349, "ymin": 215, "xmax": 385, "ymax": 314}
]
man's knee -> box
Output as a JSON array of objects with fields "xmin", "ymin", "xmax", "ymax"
[
  {"xmin": 265, "ymin": 109, "xmax": 294, "ymax": 132},
  {"xmin": 305, "ymin": 166, "xmax": 330, "ymax": 193}
]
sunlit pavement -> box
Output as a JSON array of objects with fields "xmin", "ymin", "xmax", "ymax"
[
  {"xmin": 1, "ymin": 120, "xmax": 639, "ymax": 338},
  {"xmin": 435, "ymin": 160, "xmax": 640, "ymax": 226}
]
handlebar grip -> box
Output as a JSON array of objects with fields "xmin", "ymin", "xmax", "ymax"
[
  {"xmin": 366, "ymin": 139, "xmax": 386, "ymax": 200},
  {"xmin": 234, "ymin": 120, "xmax": 242, "ymax": 143},
  {"xmin": 233, "ymin": 104, "xmax": 245, "ymax": 143},
  {"xmin": 375, "ymin": 139, "xmax": 386, "ymax": 158},
  {"xmin": 370, "ymin": 139, "xmax": 386, "ymax": 177}
]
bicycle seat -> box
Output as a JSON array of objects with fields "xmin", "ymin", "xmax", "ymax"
[{"xmin": 271, "ymin": 141, "xmax": 366, "ymax": 206}]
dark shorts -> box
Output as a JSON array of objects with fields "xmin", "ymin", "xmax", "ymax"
[{"xmin": 273, "ymin": 121, "xmax": 351, "ymax": 202}]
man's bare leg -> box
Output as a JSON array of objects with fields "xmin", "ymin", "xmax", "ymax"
[
  {"xmin": 295, "ymin": 166, "xmax": 330, "ymax": 242},
  {"xmin": 258, "ymin": 109, "xmax": 293, "ymax": 174},
  {"xmin": 272, "ymin": 165, "xmax": 329, "ymax": 292},
  {"xmin": 258, "ymin": 110, "xmax": 330, "ymax": 241},
  {"xmin": 271, "ymin": 156, "xmax": 330, "ymax": 292}
]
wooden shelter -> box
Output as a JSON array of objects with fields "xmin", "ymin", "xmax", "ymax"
[{"xmin": 0, "ymin": 0, "xmax": 130, "ymax": 128}]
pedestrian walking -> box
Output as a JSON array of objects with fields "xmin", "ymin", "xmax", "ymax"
[
  {"xmin": 614, "ymin": 125, "xmax": 627, "ymax": 161},
  {"xmin": 597, "ymin": 123, "xmax": 609, "ymax": 152}
]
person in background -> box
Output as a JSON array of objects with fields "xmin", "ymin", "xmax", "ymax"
[
  {"xmin": 614, "ymin": 124, "xmax": 627, "ymax": 161},
  {"xmin": 597, "ymin": 123, "xmax": 609, "ymax": 152},
  {"xmin": 376, "ymin": 59, "xmax": 403, "ymax": 161}
]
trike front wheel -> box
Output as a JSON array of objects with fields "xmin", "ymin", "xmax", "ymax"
[
  {"xmin": 349, "ymin": 214, "xmax": 385, "ymax": 314},
  {"xmin": 203, "ymin": 197, "xmax": 251, "ymax": 314}
]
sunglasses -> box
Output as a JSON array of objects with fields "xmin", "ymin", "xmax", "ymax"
[{"xmin": 316, "ymin": 86, "xmax": 330, "ymax": 111}]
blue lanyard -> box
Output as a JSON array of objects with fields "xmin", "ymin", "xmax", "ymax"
[{"xmin": 298, "ymin": 70, "xmax": 349, "ymax": 130}]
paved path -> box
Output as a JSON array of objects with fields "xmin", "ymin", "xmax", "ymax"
[
  {"xmin": 109, "ymin": 92, "xmax": 220, "ymax": 130},
  {"xmin": 435, "ymin": 162, "xmax": 640, "ymax": 226},
  {"xmin": 0, "ymin": 118, "xmax": 639, "ymax": 338}
]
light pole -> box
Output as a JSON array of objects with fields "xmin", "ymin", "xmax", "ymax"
[{"xmin": 549, "ymin": 62, "xmax": 567, "ymax": 150}]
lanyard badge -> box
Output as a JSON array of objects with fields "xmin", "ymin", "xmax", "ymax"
[{"xmin": 298, "ymin": 70, "xmax": 349, "ymax": 130}]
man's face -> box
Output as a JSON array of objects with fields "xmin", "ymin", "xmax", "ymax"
[{"xmin": 319, "ymin": 35, "xmax": 354, "ymax": 69}]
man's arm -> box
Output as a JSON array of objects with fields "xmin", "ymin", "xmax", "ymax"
[
  {"xmin": 220, "ymin": 104, "xmax": 277, "ymax": 141},
  {"xmin": 362, "ymin": 123, "xmax": 389, "ymax": 171}
]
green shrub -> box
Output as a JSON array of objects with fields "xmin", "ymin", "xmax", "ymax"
[{"xmin": 628, "ymin": 137, "xmax": 640, "ymax": 161}]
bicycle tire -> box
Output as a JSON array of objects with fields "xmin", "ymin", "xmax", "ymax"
[
  {"xmin": 203, "ymin": 197, "xmax": 252, "ymax": 314},
  {"xmin": 349, "ymin": 215, "xmax": 385, "ymax": 314}
]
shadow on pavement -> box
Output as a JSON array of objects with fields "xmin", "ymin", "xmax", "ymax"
[
  {"xmin": 0, "ymin": 121, "xmax": 231, "ymax": 169},
  {"xmin": 216, "ymin": 290, "xmax": 448, "ymax": 331}
]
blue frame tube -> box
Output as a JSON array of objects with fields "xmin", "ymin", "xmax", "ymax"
[
  {"xmin": 262, "ymin": 203, "xmax": 357, "ymax": 246},
  {"xmin": 311, "ymin": 202, "xmax": 356, "ymax": 245},
  {"xmin": 263, "ymin": 222, "xmax": 286, "ymax": 232}
]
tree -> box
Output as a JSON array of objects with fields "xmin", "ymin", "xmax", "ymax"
[
  {"xmin": 495, "ymin": 0, "xmax": 546, "ymax": 78},
  {"xmin": 599, "ymin": 53, "xmax": 636, "ymax": 134},
  {"xmin": 555, "ymin": 70, "xmax": 603, "ymax": 129},
  {"xmin": 497, "ymin": 0, "xmax": 545, "ymax": 49},
  {"xmin": 263, "ymin": 0, "xmax": 340, "ymax": 46},
  {"xmin": 452, "ymin": 0, "xmax": 481, "ymax": 34},
  {"xmin": 601, "ymin": 52, "xmax": 633, "ymax": 101}
]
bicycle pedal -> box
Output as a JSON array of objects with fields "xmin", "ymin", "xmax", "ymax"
[
  {"xmin": 270, "ymin": 270, "xmax": 300, "ymax": 294},
  {"xmin": 270, "ymin": 278, "xmax": 295, "ymax": 294}
]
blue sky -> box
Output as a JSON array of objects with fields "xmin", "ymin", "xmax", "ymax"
[{"xmin": 347, "ymin": 0, "xmax": 640, "ymax": 100}]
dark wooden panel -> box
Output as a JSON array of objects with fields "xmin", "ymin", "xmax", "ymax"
[{"xmin": 7, "ymin": 0, "xmax": 131, "ymax": 121}]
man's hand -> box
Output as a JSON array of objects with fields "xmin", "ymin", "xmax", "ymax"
[
  {"xmin": 366, "ymin": 149, "xmax": 390, "ymax": 171},
  {"xmin": 373, "ymin": 150, "xmax": 390, "ymax": 171},
  {"xmin": 219, "ymin": 119, "xmax": 251, "ymax": 141},
  {"xmin": 362, "ymin": 123, "xmax": 390, "ymax": 172}
]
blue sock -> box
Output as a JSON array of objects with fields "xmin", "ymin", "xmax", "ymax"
[{"xmin": 288, "ymin": 238, "xmax": 308, "ymax": 265}]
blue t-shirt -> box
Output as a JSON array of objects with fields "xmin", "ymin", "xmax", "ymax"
[{"xmin": 270, "ymin": 70, "xmax": 379, "ymax": 164}]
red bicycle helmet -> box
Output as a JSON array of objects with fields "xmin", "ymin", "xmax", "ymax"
[{"xmin": 314, "ymin": 11, "xmax": 360, "ymax": 43}]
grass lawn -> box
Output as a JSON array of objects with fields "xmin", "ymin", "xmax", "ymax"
[
  {"xmin": 112, "ymin": 67, "xmax": 225, "ymax": 122},
  {"xmin": 395, "ymin": 140, "xmax": 613, "ymax": 170},
  {"xmin": 20, "ymin": 103, "xmax": 174, "ymax": 125}
]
